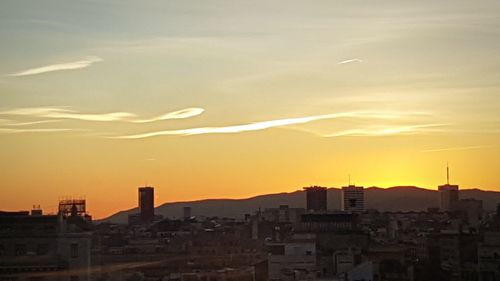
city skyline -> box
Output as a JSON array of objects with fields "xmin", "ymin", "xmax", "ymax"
[
  {"xmin": 2, "ymin": 174, "xmax": 497, "ymax": 220},
  {"xmin": 1, "ymin": 1, "xmax": 500, "ymax": 219}
]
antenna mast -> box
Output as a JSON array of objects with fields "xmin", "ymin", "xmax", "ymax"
[{"xmin": 446, "ymin": 162, "xmax": 450, "ymax": 185}]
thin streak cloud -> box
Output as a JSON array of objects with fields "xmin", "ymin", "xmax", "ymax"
[
  {"xmin": 324, "ymin": 124, "xmax": 448, "ymax": 137},
  {"xmin": 0, "ymin": 107, "xmax": 203, "ymax": 123},
  {"xmin": 7, "ymin": 56, "xmax": 102, "ymax": 77},
  {"xmin": 133, "ymin": 108, "xmax": 204, "ymax": 123},
  {"xmin": 0, "ymin": 107, "xmax": 135, "ymax": 122},
  {"xmin": 421, "ymin": 145, "xmax": 489, "ymax": 153},
  {"xmin": 0, "ymin": 128, "xmax": 73, "ymax": 133},
  {"xmin": 116, "ymin": 111, "xmax": 428, "ymax": 139},
  {"xmin": 337, "ymin": 58, "xmax": 363, "ymax": 65},
  {"xmin": 3, "ymin": 120, "xmax": 62, "ymax": 126}
]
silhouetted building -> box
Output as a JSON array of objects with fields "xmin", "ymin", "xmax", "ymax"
[
  {"xmin": 434, "ymin": 231, "xmax": 479, "ymax": 281},
  {"xmin": 439, "ymin": 184, "xmax": 459, "ymax": 212},
  {"xmin": 478, "ymin": 232, "xmax": 500, "ymax": 281},
  {"xmin": 183, "ymin": 206, "xmax": 192, "ymax": 220},
  {"xmin": 304, "ymin": 186, "xmax": 327, "ymax": 212},
  {"xmin": 297, "ymin": 213, "xmax": 357, "ymax": 232},
  {"xmin": 262, "ymin": 205, "xmax": 305, "ymax": 223},
  {"xmin": 0, "ymin": 211, "xmax": 91, "ymax": 281},
  {"xmin": 58, "ymin": 198, "xmax": 92, "ymax": 221},
  {"xmin": 438, "ymin": 166, "xmax": 459, "ymax": 212},
  {"xmin": 139, "ymin": 186, "xmax": 154, "ymax": 223},
  {"xmin": 366, "ymin": 247, "xmax": 411, "ymax": 281},
  {"xmin": 453, "ymin": 198, "xmax": 483, "ymax": 227},
  {"xmin": 31, "ymin": 205, "xmax": 43, "ymax": 216},
  {"xmin": 341, "ymin": 185, "xmax": 365, "ymax": 213},
  {"xmin": 497, "ymin": 203, "xmax": 500, "ymax": 221}
]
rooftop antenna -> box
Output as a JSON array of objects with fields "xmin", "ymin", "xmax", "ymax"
[
  {"xmin": 446, "ymin": 162, "xmax": 450, "ymax": 185},
  {"xmin": 348, "ymin": 174, "xmax": 351, "ymax": 186}
]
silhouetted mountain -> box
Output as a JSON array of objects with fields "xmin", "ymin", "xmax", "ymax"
[{"xmin": 100, "ymin": 186, "xmax": 500, "ymax": 224}]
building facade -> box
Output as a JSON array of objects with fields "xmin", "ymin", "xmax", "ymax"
[
  {"xmin": 304, "ymin": 186, "xmax": 327, "ymax": 212},
  {"xmin": 139, "ymin": 186, "xmax": 155, "ymax": 223},
  {"xmin": 0, "ymin": 212, "xmax": 91, "ymax": 281},
  {"xmin": 341, "ymin": 185, "xmax": 365, "ymax": 213},
  {"xmin": 438, "ymin": 184, "xmax": 459, "ymax": 212}
]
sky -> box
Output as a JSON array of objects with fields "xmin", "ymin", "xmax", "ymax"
[{"xmin": 0, "ymin": 0, "xmax": 500, "ymax": 219}]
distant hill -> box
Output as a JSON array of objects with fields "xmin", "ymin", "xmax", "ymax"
[{"xmin": 100, "ymin": 186, "xmax": 500, "ymax": 224}]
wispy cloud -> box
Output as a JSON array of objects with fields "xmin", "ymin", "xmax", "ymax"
[
  {"xmin": 116, "ymin": 111, "xmax": 428, "ymax": 139},
  {"xmin": 7, "ymin": 56, "xmax": 102, "ymax": 77},
  {"xmin": 324, "ymin": 124, "xmax": 448, "ymax": 137},
  {"xmin": 337, "ymin": 58, "xmax": 363, "ymax": 65},
  {"xmin": 421, "ymin": 145, "xmax": 490, "ymax": 153},
  {"xmin": 3, "ymin": 120, "xmax": 62, "ymax": 126},
  {"xmin": 0, "ymin": 106, "xmax": 203, "ymax": 123},
  {"xmin": 133, "ymin": 108, "xmax": 204, "ymax": 123},
  {"xmin": 0, "ymin": 128, "xmax": 74, "ymax": 133},
  {"xmin": 0, "ymin": 107, "xmax": 135, "ymax": 122}
]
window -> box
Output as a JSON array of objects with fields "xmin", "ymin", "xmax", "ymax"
[
  {"xmin": 349, "ymin": 199, "xmax": 357, "ymax": 207},
  {"xmin": 37, "ymin": 244, "xmax": 49, "ymax": 255},
  {"xmin": 70, "ymin": 243, "xmax": 78, "ymax": 258},
  {"xmin": 269, "ymin": 245, "xmax": 285, "ymax": 255},
  {"xmin": 15, "ymin": 244, "xmax": 26, "ymax": 256}
]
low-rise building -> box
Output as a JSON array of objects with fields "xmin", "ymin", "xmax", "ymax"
[{"xmin": 0, "ymin": 211, "xmax": 92, "ymax": 281}]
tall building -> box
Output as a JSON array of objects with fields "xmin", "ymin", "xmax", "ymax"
[
  {"xmin": 183, "ymin": 206, "xmax": 192, "ymax": 220},
  {"xmin": 438, "ymin": 184, "xmax": 459, "ymax": 212},
  {"xmin": 438, "ymin": 166, "xmax": 459, "ymax": 212},
  {"xmin": 304, "ymin": 186, "xmax": 327, "ymax": 212},
  {"xmin": 341, "ymin": 185, "xmax": 365, "ymax": 213},
  {"xmin": 139, "ymin": 186, "xmax": 154, "ymax": 223}
]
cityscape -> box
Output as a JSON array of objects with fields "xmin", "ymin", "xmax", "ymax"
[
  {"xmin": 1, "ymin": 169, "xmax": 500, "ymax": 281},
  {"xmin": 1, "ymin": 1, "xmax": 500, "ymax": 281}
]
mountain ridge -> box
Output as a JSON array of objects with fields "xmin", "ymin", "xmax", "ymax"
[{"xmin": 100, "ymin": 186, "xmax": 500, "ymax": 224}]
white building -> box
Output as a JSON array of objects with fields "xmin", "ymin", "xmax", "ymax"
[
  {"xmin": 341, "ymin": 185, "xmax": 365, "ymax": 213},
  {"xmin": 268, "ymin": 240, "xmax": 317, "ymax": 281}
]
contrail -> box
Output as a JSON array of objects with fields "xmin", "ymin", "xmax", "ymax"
[
  {"xmin": 7, "ymin": 56, "xmax": 102, "ymax": 77},
  {"xmin": 421, "ymin": 145, "xmax": 489, "ymax": 153},
  {"xmin": 116, "ymin": 111, "xmax": 428, "ymax": 139},
  {"xmin": 0, "ymin": 106, "xmax": 204, "ymax": 123},
  {"xmin": 0, "ymin": 128, "xmax": 74, "ymax": 133},
  {"xmin": 133, "ymin": 107, "xmax": 204, "ymax": 123},
  {"xmin": 324, "ymin": 124, "xmax": 448, "ymax": 137},
  {"xmin": 337, "ymin": 58, "xmax": 363, "ymax": 65}
]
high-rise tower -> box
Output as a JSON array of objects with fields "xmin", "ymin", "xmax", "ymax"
[
  {"xmin": 304, "ymin": 186, "xmax": 327, "ymax": 212},
  {"xmin": 438, "ymin": 165, "xmax": 459, "ymax": 212},
  {"xmin": 139, "ymin": 186, "xmax": 154, "ymax": 222},
  {"xmin": 341, "ymin": 185, "xmax": 365, "ymax": 213}
]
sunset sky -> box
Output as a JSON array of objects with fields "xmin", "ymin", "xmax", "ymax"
[{"xmin": 1, "ymin": 1, "xmax": 500, "ymax": 218}]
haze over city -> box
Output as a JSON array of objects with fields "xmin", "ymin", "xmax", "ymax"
[
  {"xmin": 3, "ymin": 2, "xmax": 500, "ymax": 281},
  {"xmin": 1, "ymin": 1, "xmax": 500, "ymax": 219}
]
